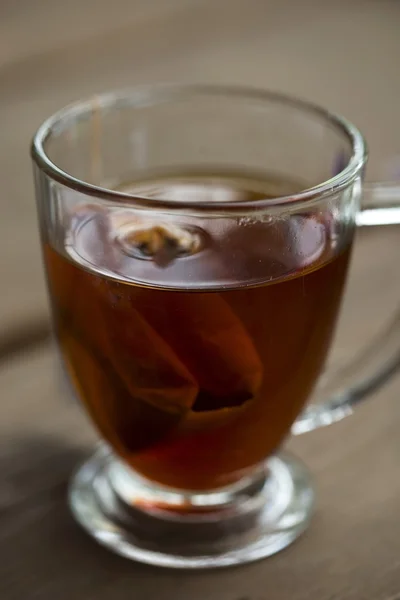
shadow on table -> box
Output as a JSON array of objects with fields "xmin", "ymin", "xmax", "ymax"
[{"xmin": 0, "ymin": 435, "xmax": 262, "ymax": 600}]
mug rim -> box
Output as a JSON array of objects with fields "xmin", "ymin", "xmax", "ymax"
[{"xmin": 31, "ymin": 84, "xmax": 368, "ymax": 212}]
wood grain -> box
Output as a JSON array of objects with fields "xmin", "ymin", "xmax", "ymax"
[{"xmin": 0, "ymin": 1, "xmax": 399, "ymax": 598}]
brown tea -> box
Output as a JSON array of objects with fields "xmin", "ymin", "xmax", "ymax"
[{"xmin": 44, "ymin": 172, "xmax": 351, "ymax": 490}]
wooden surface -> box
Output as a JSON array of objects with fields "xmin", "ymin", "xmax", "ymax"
[{"xmin": 0, "ymin": 1, "xmax": 400, "ymax": 598}]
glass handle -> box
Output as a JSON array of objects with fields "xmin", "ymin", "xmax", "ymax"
[
  {"xmin": 293, "ymin": 182, "xmax": 400, "ymax": 435},
  {"xmin": 356, "ymin": 182, "xmax": 400, "ymax": 227}
]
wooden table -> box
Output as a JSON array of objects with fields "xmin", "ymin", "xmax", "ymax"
[{"xmin": 1, "ymin": 1, "xmax": 399, "ymax": 598}]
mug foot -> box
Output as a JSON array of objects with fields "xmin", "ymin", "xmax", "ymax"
[{"xmin": 69, "ymin": 445, "xmax": 314, "ymax": 569}]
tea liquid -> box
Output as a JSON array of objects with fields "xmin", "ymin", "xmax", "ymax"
[{"xmin": 44, "ymin": 172, "xmax": 351, "ymax": 489}]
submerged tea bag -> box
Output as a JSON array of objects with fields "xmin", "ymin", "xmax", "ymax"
[
  {"xmin": 132, "ymin": 289, "xmax": 263, "ymax": 411},
  {"xmin": 47, "ymin": 204, "xmax": 264, "ymax": 452}
]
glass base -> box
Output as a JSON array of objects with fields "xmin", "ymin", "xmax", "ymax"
[{"xmin": 69, "ymin": 446, "xmax": 314, "ymax": 569}]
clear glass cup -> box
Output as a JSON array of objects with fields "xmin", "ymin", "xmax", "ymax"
[{"xmin": 31, "ymin": 85, "xmax": 400, "ymax": 568}]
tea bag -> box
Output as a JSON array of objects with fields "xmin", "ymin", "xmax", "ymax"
[
  {"xmin": 133, "ymin": 289, "xmax": 264, "ymax": 411},
  {"xmin": 111, "ymin": 218, "xmax": 264, "ymax": 412}
]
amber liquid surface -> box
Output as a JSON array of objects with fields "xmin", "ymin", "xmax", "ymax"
[{"xmin": 44, "ymin": 173, "xmax": 351, "ymax": 490}]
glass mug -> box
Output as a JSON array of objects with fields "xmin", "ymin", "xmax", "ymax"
[{"xmin": 31, "ymin": 86, "xmax": 400, "ymax": 568}]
